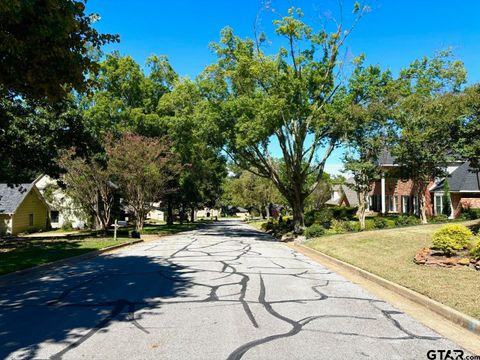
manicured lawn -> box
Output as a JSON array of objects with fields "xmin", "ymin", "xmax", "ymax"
[
  {"xmin": 0, "ymin": 237, "xmax": 132, "ymax": 275},
  {"xmin": 305, "ymin": 220, "xmax": 480, "ymax": 320}
]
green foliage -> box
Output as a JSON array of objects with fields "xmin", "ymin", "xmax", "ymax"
[
  {"xmin": 429, "ymin": 214, "xmax": 449, "ymax": 223},
  {"xmin": 206, "ymin": 6, "xmax": 368, "ymax": 232},
  {"xmin": 392, "ymin": 51, "xmax": 467, "ymax": 223},
  {"xmin": 432, "ymin": 224, "xmax": 473, "ymax": 255},
  {"xmin": 470, "ymin": 240, "xmax": 480, "ymax": 260},
  {"xmin": 373, "ymin": 217, "xmax": 398, "ymax": 229},
  {"xmin": 331, "ymin": 206, "xmax": 358, "ymax": 220},
  {"xmin": 330, "ymin": 219, "xmax": 348, "ymax": 234},
  {"xmin": 61, "ymin": 221, "xmax": 74, "ymax": 231},
  {"xmin": 364, "ymin": 218, "xmax": 376, "ymax": 230},
  {"xmin": 0, "ymin": 0, "xmax": 118, "ymax": 101},
  {"xmin": 462, "ymin": 208, "xmax": 480, "ymax": 220},
  {"xmin": 304, "ymin": 208, "xmax": 333, "ymax": 227},
  {"xmin": 221, "ymin": 168, "xmax": 284, "ymax": 215},
  {"xmin": 394, "ymin": 215, "xmax": 421, "ymax": 226},
  {"xmin": 442, "ymin": 180, "xmax": 452, "ymax": 217},
  {"xmin": 0, "ymin": 98, "xmax": 100, "ymax": 182},
  {"xmin": 304, "ymin": 224, "xmax": 326, "ymax": 239}
]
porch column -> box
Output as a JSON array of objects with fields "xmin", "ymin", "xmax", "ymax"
[{"xmin": 381, "ymin": 173, "xmax": 386, "ymax": 214}]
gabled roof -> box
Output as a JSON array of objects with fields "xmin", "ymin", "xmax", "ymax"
[
  {"xmin": 377, "ymin": 149, "xmax": 397, "ymax": 166},
  {"xmin": 431, "ymin": 161, "xmax": 480, "ymax": 193},
  {"xmin": 0, "ymin": 184, "xmax": 34, "ymax": 214},
  {"xmin": 325, "ymin": 179, "xmax": 359, "ymax": 207}
]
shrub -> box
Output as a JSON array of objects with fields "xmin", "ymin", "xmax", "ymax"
[
  {"xmin": 373, "ymin": 217, "xmax": 388, "ymax": 229},
  {"xmin": 432, "ymin": 224, "xmax": 473, "ymax": 256},
  {"xmin": 394, "ymin": 215, "xmax": 421, "ymax": 226},
  {"xmin": 429, "ymin": 214, "xmax": 449, "ymax": 223},
  {"xmin": 331, "ymin": 206, "xmax": 358, "ymax": 220},
  {"xmin": 470, "ymin": 239, "xmax": 480, "ymax": 260},
  {"xmin": 304, "ymin": 224, "xmax": 326, "ymax": 239},
  {"xmin": 385, "ymin": 219, "xmax": 396, "ymax": 228},
  {"xmin": 364, "ymin": 219, "xmax": 376, "ymax": 231},
  {"xmin": 304, "ymin": 208, "xmax": 333, "ymax": 227},
  {"xmin": 462, "ymin": 208, "xmax": 480, "ymax": 220},
  {"xmin": 331, "ymin": 219, "xmax": 348, "ymax": 234},
  {"xmin": 61, "ymin": 221, "xmax": 73, "ymax": 231},
  {"xmin": 261, "ymin": 220, "xmax": 274, "ymax": 231}
]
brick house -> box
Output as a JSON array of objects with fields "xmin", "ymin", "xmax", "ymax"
[{"xmin": 365, "ymin": 151, "xmax": 479, "ymax": 218}]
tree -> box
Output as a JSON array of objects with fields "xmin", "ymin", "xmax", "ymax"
[
  {"xmin": 0, "ymin": 0, "xmax": 118, "ymax": 101},
  {"xmin": 205, "ymin": 5, "xmax": 368, "ymax": 233},
  {"xmin": 221, "ymin": 168, "xmax": 284, "ymax": 218},
  {"xmin": 305, "ymin": 173, "xmax": 334, "ymax": 211},
  {"xmin": 157, "ymin": 79, "xmax": 227, "ymax": 223},
  {"xmin": 0, "ymin": 1, "xmax": 116, "ymax": 183},
  {"xmin": 107, "ymin": 133, "xmax": 180, "ymax": 230},
  {"xmin": 82, "ymin": 52, "xmax": 177, "ymax": 139},
  {"xmin": 0, "ymin": 98, "xmax": 100, "ymax": 182},
  {"xmin": 59, "ymin": 152, "xmax": 115, "ymax": 231},
  {"xmin": 392, "ymin": 51, "xmax": 466, "ymax": 224},
  {"xmin": 442, "ymin": 179, "xmax": 452, "ymax": 217},
  {"xmin": 340, "ymin": 60, "xmax": 394, "ymax": 229},
  {"xmin": 458, "ymin": 84, "xmax": 480, "ymax": 189}
]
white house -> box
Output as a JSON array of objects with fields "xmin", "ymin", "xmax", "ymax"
[{"xmin": 34, "ymin": 175, "xmax": 87, "ymax": 229}]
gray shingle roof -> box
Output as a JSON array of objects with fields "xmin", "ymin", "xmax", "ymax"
[
  {"xmin": 0, "ymin": 184, "xmax": 34, "ymax": 214},
  {"xmin": 432, "ymin": 161, "xmax": 480, "ymax": 192},
  {"xmin": 325, "ymin": 180, "xmax": 360, "ymax": 207},
  {"xmin": 377, "ymin": 149, "xmax": 396, "ymax": 166}
]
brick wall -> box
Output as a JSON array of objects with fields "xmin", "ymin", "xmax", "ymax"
[
  {"xmin": 369, "ymin": 177, "xmax": 434, "ymax": 215},
  {"xmin": 451, "ymin": 193, "xmax": 480, "ymax": 217}
]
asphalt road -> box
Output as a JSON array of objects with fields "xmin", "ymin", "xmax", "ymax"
[{"xmin": 0, "ymin": 220, "xmax": 464, "ymax": 360}]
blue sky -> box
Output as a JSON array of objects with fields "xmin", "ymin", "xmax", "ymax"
[{"xmin": 87, "ymin": 0, "xmax": 480, "ymax": 175}]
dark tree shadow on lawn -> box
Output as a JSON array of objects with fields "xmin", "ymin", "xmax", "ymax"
[{"xmin": 0, "ymin": 254, "xmax": 192, "ymax": 359}]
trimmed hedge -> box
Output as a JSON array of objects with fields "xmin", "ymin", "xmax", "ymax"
[
  {"xmin": 431, "ymin": 224, "xmax": 473, "ymax": 256},
  {"xmin": 304, "ymin": 224, "xmax": 326, "ymax": 239}
]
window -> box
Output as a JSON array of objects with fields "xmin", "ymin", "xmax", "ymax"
[
  {"xmin": 402, "ymin": 196, "xmax": 410, "ymax": 214},
  {"xmin": 28, "ymin": 213, "xmax": 34, "ymax": 226},
  {"xmin": 387, "ymin": 195, "xmax": 397, "ymax": 212},
  {"xmin": 51, "ymin": 211, "xmax": 59, "ymax": 223},
  {"xmin": 435, "ymin": 195, "xmax": 443, "ymax": 215},
  {"xmin": 413, "ymin": 196, "xmax": 419, "ymax": 215}
]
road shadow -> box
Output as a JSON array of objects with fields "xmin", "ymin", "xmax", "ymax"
[
  {"xmin": 197, "ymin": 221, "xmax": 279, "ymax": 242},
  {"xmin": 0, "ymin": 254, "xmax": 192, "ymax": 359}
]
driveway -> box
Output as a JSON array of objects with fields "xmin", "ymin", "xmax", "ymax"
[{"xmin": 0, "ymin": 221, "xmax": 463, "ymax": 359}]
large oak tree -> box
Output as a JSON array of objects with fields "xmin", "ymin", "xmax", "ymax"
[{"xmin": 205, "ymin": 6, "xmax": 367, "ymax": 233}]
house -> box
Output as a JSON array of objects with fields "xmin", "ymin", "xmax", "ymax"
[
  {"xmin": 34, "ymin": 175, "xmax": 87, "ymax": 229},
  {"xmin": 0, "ymin": 183, "xmax": 49, "ymax": 235},
  {"xmin": 196, "ymin": 207, "xmax": 221, "ymax": 219},
  {"xmin": 325, "ymin": 180, "xmax": 359, "ymax": 208},
  {"xmin": 147, "ymin": 202, "xmax": 165, "ymax": 222},
  {"xmin": 431, "ymin": 161, "xmax": 480, "ymax": 217},
  {"xmin": 366, "ymin": 150, "xmax": 477, "ymax": 218}
]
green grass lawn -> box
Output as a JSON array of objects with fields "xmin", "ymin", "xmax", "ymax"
[
  {"xmin": 0, "ymin": 236, "xmax": 133, "ymax": 275},
  {"xmin": 305, "ymin": 220, "xmax": 480, "ymax": 320}
]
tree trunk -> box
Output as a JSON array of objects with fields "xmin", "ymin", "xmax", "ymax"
[
  {"xmin": 291, "ymin": 199, "xmax": 305, "ymax": 234},
  {"xmin": 166, "ymin": 198, "xmax": 174, "ymax": 225},
  {"xmin": 265, "ymin": 204, "xmax": 270, "ymax": 220},
  {"xmin": 358, "ymin": 190, "xmax": 367, "ymax": 230},
  {"xmin": 190, "ymin": 207, "xmax": 195, "ymax": 223},
  {"xmin": 420, "ymin": 191, "xmax": 428, "ymax": 224}
]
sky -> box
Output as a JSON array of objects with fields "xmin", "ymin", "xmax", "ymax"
[{"xmin": 86, "ymin": 0, "xmax": 480, "ymax": 175}]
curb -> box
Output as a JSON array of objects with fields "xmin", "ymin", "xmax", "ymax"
[
  {"xmin": 0, "ymin": 239, "xmax": 144, "ymax": 288},
  {"xmin": 291, "ymin": 243, "xmax": 480, "ymax": 336}
]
